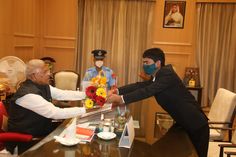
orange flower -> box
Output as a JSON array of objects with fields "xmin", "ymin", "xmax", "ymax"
[{"xmin": 100, "ymin": 77, "xmax": 107, "ymax": 85}]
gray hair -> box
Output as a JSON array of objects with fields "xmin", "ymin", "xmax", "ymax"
[{"xmin": 25, "ymin": 59, "xmax": 45, "ymax": 78}]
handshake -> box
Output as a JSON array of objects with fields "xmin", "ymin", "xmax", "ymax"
[{"xmin": 106, "ymin": 88, "xmax": 124, "ymax": 105}]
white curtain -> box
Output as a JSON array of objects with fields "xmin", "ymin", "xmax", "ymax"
[
  {"xmin": 76, "ymin": 0, "xmax": 155, "ymax": 137},
  {"xmin": 195, "ymin": 3, "xmax": 236, "ymax": 106}
]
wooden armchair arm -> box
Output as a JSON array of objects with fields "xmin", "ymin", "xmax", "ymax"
[
  {"xmin": 0, "ymin": 133, "xmax": 32, "ymax": 142},
  {"xmin": 209, "ymin": 127, "xmax": 234, "ymax": 130},
  {"xmin": 210, "ymin": 127, "xmax": 234, "ymax": 142},
  {"xmin": 225, "ymin": 151, "xmax": 236, "ymax": 157},
  {"xmin": 218, "ymin": 144, "xmax": 236, "ymax": 157},
  {"xmin": 218, "ymin": 143, "xmax": 236, "ymax": 148},
  {"xmin": 208, "ymin": 121, "xmax": 232, "ymax": 125}
]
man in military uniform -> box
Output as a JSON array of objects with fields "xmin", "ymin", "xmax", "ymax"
[
  {"xmin": 83, "ymin": 49, "xmax": 116, "ymax": 90},
  {"xmin": 40, "ymin": 57, "xmax": 56, "ymax": 85}
]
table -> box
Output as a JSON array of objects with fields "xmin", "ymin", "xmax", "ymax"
[
  {"xmin": 20, "ymin": 108, "xmax": 198, "ymax": 157},
  {"xmin": 20, "ymin": 110, "xmax": 132, "ymax": 157}
]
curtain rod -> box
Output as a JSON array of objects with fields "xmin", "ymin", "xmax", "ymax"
[
  {"xmin": 124, "ymin": 0, "xmax": 156, "ymax": 1},
  {"xmin": 196, "ymin": 0, "xmax": 236, "ymax": 3},
  {"xmin": 196, "ymin": 2, "xmax": 236, "ymax": 4}
]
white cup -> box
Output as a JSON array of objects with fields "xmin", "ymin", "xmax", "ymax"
[{"xmin": 103, "ymin": 126, "xmax": 109, "ymax": 132}]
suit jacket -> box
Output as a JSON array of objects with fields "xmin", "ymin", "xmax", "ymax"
[{"xmin": 119, "ymin": 64, "xmax": 208, "ymax": 132}]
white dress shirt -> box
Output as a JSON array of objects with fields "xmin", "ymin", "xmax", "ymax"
[{"xmin": 15, "ymin": 85, "xmax": 86, "ymax": 120}]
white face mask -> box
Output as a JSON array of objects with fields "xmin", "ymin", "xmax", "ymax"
[{"xmin": 95, "ymin": 60, "xmax": 103, "ymax": 68}]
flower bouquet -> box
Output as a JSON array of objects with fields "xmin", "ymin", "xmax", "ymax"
[{"xmin": 84, "ymin": 74, "xmax": 107, "ymax": 109}]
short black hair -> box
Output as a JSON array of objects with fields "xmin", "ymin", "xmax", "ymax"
[
  {"xmin": 142, "ymin": 48, "xmax": 165, "ymax": 66},
  {"xmin": 40, "ymin": 57, "xmax": 56, "ymax": 62}
]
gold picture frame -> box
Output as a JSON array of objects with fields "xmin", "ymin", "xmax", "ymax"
[
  {"xmin": 183, "ymin": 67, "xmax": 200, "ymax": 87},
  {"xmin": 163, "ymin": 0, "xmax": 186, "ymax": 29}
]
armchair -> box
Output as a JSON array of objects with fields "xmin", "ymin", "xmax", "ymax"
[
  {"xmin": 208, "ymin": 88, "xmax": 236, "ymax": 142},
  {"xmin": 208, "ymin": 128, "xmax": 236, "ymax": 157},
  {"xmin": 0, "ymin": 101, "xmax": 32, "ymax": 154},
  {"xmin": 54, "ymin": 70, "xmax": 80, "ymax": 91}
]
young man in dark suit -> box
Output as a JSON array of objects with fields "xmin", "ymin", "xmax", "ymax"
[{"xmin": 107, "ymin": 48, "xmax": 209, "ymax": 157}]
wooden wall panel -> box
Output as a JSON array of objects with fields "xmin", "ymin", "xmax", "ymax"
[
  {"xmin": 153, "ymin": 0, "xmax": 196, "ymax": 43},
  {"xmin": 14, "ymin": 47, "xmax": 34, "ymax": 62},
  {"xmin": 0, "ymin": 0, "xmax": 42, "ymax": 60},
  {"xmin": 0, "ymin": 36, "xmax": 14, "ymax": 58},
  {"xmin": 165, "ymin": 52, "xmax": 191, "ymax": 78},
  {"xmin": 11, "ymin": 0, "xmax": 41, "ymax": 62},
  {"xmin": 41, "ymin": 0, "xmax": 77, "ymax": 71},
  {"xmin": 0, "ymin": 0, "xmax": 13, "ymax": 35},
  {"xmin": 43, "ymin": 0, "xmax": 77, "ymax": 37},
  {"xmin": 13, "ymin": 0, "xmax": 36, "ymax": 35},
  {"xmin": 0, "ymin": 0, "xmax": 14, "ymax": 58},
  {"xmin": 0, "ymin": 0, "xmax": 77, "ymax": 69},
  {"xmin": 43, "ymin": 48, "xmax": 76, "ymax": 71},
  {"xmin": 44, "ymin": 36, "xmax": 76, "ymax": 47}
]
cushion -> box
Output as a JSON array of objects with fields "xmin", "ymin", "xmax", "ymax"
[
  {"xmin": 54, "ymin": 71, "xmax": 79, "ymax": 90},
  {"xmin": 0, "ymin": 101, "xmax": 8, "ymax": 132},
  {"xmin": 209, "ymin": 129, "xmax": 223, "ymax": 141}
]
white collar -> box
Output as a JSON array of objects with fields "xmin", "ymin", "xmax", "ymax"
[{"xmin": 152, "ymin": 77, "xmax": 156, "ymax": 82}]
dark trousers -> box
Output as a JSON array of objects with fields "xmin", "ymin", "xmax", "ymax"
[
  {"xmin": 187, "ymin": 124, "xmax": 210, "ymax": 157},
  {"xmin": 6, "ymin": 140, "xmax": 39, "ymax": 155}
]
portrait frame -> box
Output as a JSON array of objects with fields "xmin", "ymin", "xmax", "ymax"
[
  {"xmin": 163, "ymin": 0, "xmax": 186, "ymax": 29},
  {"xmin": 183, "ymin": 67, "xmax": 200, "ymax": 87}
]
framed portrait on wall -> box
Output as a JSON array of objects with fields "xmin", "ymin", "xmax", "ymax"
[{"xmin": 163, "ymin": 0, "xmax": 186, "ymax": 29}]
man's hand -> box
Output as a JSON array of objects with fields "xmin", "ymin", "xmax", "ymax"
[
  {"xmin": 107, "ymin": 88, "xmax": 117, "ymax": 97},
  {"xmin": 106, "ymin": 94, "xmax": 123, "ymax": 104},
  {"xmin": 139, "ymin": 71, "xmax": 151, "ymax": 81}
]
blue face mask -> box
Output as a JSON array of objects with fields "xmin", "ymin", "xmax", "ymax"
[{"xmin": 143, "ymin": 63, "xmax": 157, "ymax": 75}]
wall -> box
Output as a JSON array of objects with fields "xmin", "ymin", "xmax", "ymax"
[
  {"xmin": 0, "ymin": 0, "xmax": 14, "ymax": 58},
  {"xmin": 0, "ymin": 0, "xmax": 199, "ymax": 78},
  {"xmin": 152, "ymin": 0, "xmax": 197, "ymax": 79},
  {"xmin": 0, "ymin": 0, "xmax": 40, "ymax": 61},
  {"xmin": 41, "ymin": 0, "xmax": 78, "ymax": 71},
  {"xmin": 0, "ymin": 0, "xmax": 77, "ymax": 72},
  {"xmin": 1, "ymin": 0, "xmax": 236, "ymax": 74}
]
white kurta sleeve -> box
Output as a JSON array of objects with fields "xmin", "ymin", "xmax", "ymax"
[
  {"xmin": 15, "ymin": 94, "xmax": 86, "ymax": 119},
  {"xmin": 49, "ymin": 85, "xmax": 86, "ymax": 100}
]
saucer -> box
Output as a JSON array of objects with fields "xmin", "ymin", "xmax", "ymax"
[
  {"xmin": 54, "ymin": 136, "xmax": 80, "ymax": 146},
  {"xmin": 97, "ymin": 132, "xmax": 116, "ymax": 140}
]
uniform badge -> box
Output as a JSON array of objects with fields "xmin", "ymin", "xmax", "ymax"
[{"xmin": 98, "ymin": 51, "xmax": 102, "ymax": 56}]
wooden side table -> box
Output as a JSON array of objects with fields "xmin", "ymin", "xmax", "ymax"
[{"xmin": 186, "ymin": 86, "xmax": 203, "ymax": 106}]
